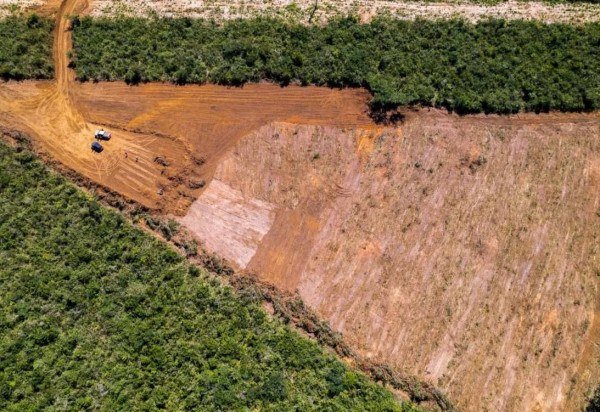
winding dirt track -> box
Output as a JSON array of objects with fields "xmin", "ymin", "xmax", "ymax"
[{"xmin": 0, "ymin": 0, "xmax": 200, "ymax": 211}]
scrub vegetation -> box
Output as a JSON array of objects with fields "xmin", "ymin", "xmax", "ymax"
[
  {"xmin": 588, "ymin": 387, "xmax": 600, "ymax": 412},
  {"xmin": 0, "ymin": 141, "xmax": 416, "ymax": 411},
  {"xmin": 0, "ymin": 14, "xmax": 53, "ymax": 80},
  {"xmin": 71, "ymin": 16, "xmax": 600, "ymax": 114}
]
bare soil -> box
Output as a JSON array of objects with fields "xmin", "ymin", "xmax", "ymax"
[
  {"xmin": 70, "ymin": 81, "xmax": 374, "ymax": 210},
  {"xmin": 1, "ymin": 79, "xmax": 372, "ymax": 213},
  {"xmin": 178, "ymin": 114, "xmax": 599, "ymax": 411},
  {"xmin": 0, "ymin": 0, "xmax": 598, "ymax": 411}
]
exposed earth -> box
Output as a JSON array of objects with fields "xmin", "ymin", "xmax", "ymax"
[
  {"xmin": 182, "ymin": 113, "xmax": 598, "ymax": 411},
  {"xmin": 0, "ymin": 0, "xmax": 42, "ymax": 16},
  {"xmin": 0, "ymin": 0, "xmax": 598, "ymax": 411}
]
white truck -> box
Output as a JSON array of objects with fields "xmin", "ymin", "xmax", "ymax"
[{"xmin": 94, "ymin": 129, "xmax": 112, "ymax": 140}]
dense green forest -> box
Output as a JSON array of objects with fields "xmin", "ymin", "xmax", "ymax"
[
  {"xmin": 72, "ymin": 17, "xmax": 600, "ymax": 114},
  {"xmin": 0, "ymin": 141, "xmax": 417, "ymax": 411},
  {"xmin": 0, "ymin": 14, "xmax": 53, "ymax": 80}
]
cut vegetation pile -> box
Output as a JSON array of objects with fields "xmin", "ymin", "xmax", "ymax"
[
  {"xmin": 0, "ymin": 14, "xmax": 53, "ymax": 80},
  {"xmin": 71, "ymin": 16, "xmax": 600, "ymax": 114},
  {"xmin": 0, "ymin": 141, "xmax": 416, "ymax": 411}
]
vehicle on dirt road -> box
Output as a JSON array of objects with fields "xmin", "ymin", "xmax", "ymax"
[
  {"xmin": 94, "ymin": 129, "xmax": 111, "ymax": 140},
  {"xmin": 91, "ymin": 141, "xmax": 103, "ymax": 152}
]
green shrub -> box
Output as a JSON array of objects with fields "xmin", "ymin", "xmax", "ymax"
[
  {"xmin": 588, "ymin": 387, "xmax": 600, "ymax": 412},
  {"xmin": 72, "ymin": 16, "xmax": 600, "ymax": 114},
  {"xmin": 0, "ymin": 14, "xmax": 54, "ymax": 80},
  {"xmin": 0, "ymin": 141, "xmax": 416, "ymax": 411}
]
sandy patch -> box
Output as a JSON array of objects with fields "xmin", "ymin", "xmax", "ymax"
[
  {"xmin": 180, "ymin": 179, "xmax": 276, "ymax": 268},
  {"xmin": 0, "ymin": 0, "xmax": 43, "ymax": 16}
]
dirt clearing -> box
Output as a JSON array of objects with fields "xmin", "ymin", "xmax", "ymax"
[
  {"xmin": 0, "ymin": 80, "xmax": 371, "ymax": 213},
  {"xmin": 177, "ymin": 112, "xmax": 599, "ymax": 411}
]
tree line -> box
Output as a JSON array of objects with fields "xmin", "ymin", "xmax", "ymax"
[
  {"xmin": 0, "ymin": 141, "xmax": 417, "ymax": 411},
  {"xmin": 71, "ymin": 16, "xmax": 599, "ymax": 114},
  {"xmin": 0, "ymin": 14, "xmax": 53, "ymax": 81}
]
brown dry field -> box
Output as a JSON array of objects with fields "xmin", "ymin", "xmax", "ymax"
[
  {"xmin": 6, "ymin": 0, "xmax": 600, "ymax": 22},
  {"xmin": 202, "ymin": 115, "xmax": 598, "ymax": 412},
  {"xmin": 182, "ymin": 110, "xmax": 597, "ymax": 411},
  {"xmin": 0, "ymin": 0, "xmax": 599, "ymax": 410}
]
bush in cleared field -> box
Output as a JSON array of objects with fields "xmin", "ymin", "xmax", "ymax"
[
  {"xmin": 587, "ymin": 387, "xmax": 600, "ymax": 411},
  {"xmin": 0, "ymin": 141, "xmax": 417, "ymax": 411},
  {"xmin": 0, "ymin": 14, "xmax": 54, "ymax": 80},
  {"xmin": 71, "ymin": 16, "xmax": 600, "ymax": 114}
]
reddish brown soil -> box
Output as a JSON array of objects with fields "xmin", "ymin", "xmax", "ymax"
[
  {"xmin": 71, "ymin": 81, "xmax": 374, "ymax": 198},
  {"xmin": 0, "ymin": 1, "xmax": 598, "ymax": 410},
  {"xmin": 0, "ymin": 0, "xmax": 206, "ymax": 213},
  {"xmin": 177, "ymin": 113, "xmax": 600, "ymax": 411}
]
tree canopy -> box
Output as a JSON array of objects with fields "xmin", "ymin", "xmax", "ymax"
[
  {"xmin": 0, "ymin": 14, "xmax": 53, "ymax": 80},
  {"xmin": 0, "ymin": 141, "xmax": 416, "ymax": 411},
  {"xmin": 72, "ymin": 16, "xmax": 600, "ymax": 114}
]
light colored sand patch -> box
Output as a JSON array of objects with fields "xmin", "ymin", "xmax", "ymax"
[
  {"xmin": 89, "ymin": 0, "xmax": 600, "ymax": 24},
  {"xmin": 180, "ymin": 179, "xmax": 276, "ymax": 268},
  {"xmin": 0, "ymin": 0, "xmax": 41, "ymax": 7},
  {"xmin": 0, "ymin": 0, "xmax": 42, "ymax": 16}
]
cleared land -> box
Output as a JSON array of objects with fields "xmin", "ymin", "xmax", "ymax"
[
  {"xmin": 0, "ymin": 0, "xmax": 43, "ymax": 17},
  {"xmin": 89, "ymin": 0, "xmax": 600, "ymax": 24},
  {"xmin": 77, "ymin": 91, "xmax": 600, "ymax": 410},
  {"xmin": 0, "ymin": 81, "xmax": 374, "ymax": 213},
  {"xmin": 228, "ymin": 115, "xmax": 598, "ymax": 411},
  {"xmin": 0, "ymin": 0, "xmax": 598, "ymax": 410}
]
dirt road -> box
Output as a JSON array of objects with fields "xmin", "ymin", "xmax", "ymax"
[{"xmin": 0, "ymin": 0, "xmax": 201, "ymax": 211}]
